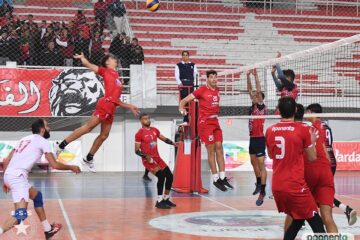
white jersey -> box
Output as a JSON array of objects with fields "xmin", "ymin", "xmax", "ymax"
[{"xmin": 5, "ymin": 134, "xmax": 52, "ymax": 177}]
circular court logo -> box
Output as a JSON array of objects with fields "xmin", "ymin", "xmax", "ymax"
[{"xmin": 149, "ymin": 210, "xmax": 360, "ymax": 238}]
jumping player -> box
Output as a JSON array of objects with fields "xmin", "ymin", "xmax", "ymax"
[
  {"xmin": 135, "ymin": 113, "xmax": 177, "ymax": 209},
  {"xmin": 0, "ymin": 119, "xmax": 81, "ymax": 239},
  {"xmin": 55, "ymin": 53, "xmax": 139, "ymax": 172},
  {"xmin": 246, "ymin": 69, "xmax": 267, "ymax": 206},
  {"xmin": 179, "ymin": 70, "xmax": 233, "ymax": 192},
  {"xmin": 306, "ymin": 103, "xmax": 357, "ymax": 227},
  {"xmin": 271, "ymin": 52, "xmax": 298, "ymax": 100},
  {"xmin": 266, "ymin": 97, "xmax": 326, "ymax": 239}
]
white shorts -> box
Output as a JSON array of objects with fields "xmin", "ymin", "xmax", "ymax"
[{"xmin": 4, "ymin": 173, "xmax": 31, "ymax": 203}]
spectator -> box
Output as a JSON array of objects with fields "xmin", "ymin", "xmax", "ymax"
[
  {"xmin": 0, "ymin": 1, "xmax": 12, "ymax": 17},
  {"xmin": 40, "ymin": 20, "xmax": 47, "ymax": 39},
  {"xmin": 40, "ymin": 41, "xmax": 63, "ymax": 66},
  {"xmin": 0, "ymin": 31, "xmax": 10, "ymax": 64},
  {"xmin": 130, "ymin": 38, "xmax": 144, "ymax": 64},
  {"xmin": 77, "ymin": 16, "xmax": 91, "ymax": 58},
  {"xmin": 94, "ymin": 0, "xmax": 106, "ymax": 30},
  {"xmin": 91, "ymin": 17, "xmax": 104, "ymax": 36},
  {"xmin": 110, "ymin": 0, "xmax": 127, "ymax": 35},
  {"xmin": 73, "ymin": 30, "xmax": 88, "ymax": 66},
  {"xmin": 0, "ymin": 0, "xmax": 12, "ymax": 7},
  {"xmin": 74, "ymin": 9, "xmax": 84, "ymax": 26},
  {"xmin": 56, "ymin": 28, "xmax": 74, "ymax": 66},
  {"xmin": 121, "ymin": 36, "xmax": 132, "ymax": 83},
  {"xmin": 27, "ymin": 14, "xmax": 37, "ymax": 30},
  {"xmin": 90, "ymin": 31, "xmax": 104, "ymax": 65},
  {"xmin": 20, "ymin": 39, "xmax": 30, "ymax": 65},
  {"xmin": 109, "ymin": 32, "xmax": 126, "ymax": 60},
  {"xmin": 7, "ymin": 29, "xmax": 20, "ymax": 63}
]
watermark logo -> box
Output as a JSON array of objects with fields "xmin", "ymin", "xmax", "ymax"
[{"xmin": 302, "ymin": 233, "xmax": 354, "ymax": 240}]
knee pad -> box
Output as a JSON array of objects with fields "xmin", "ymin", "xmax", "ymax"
[
  {"xmin": 15, "ymin": 208, "xmax": 28, "ymax": 224},
  {"xmin": 33, "ymin": 191, "xmax": 43, "ymax": 208}
]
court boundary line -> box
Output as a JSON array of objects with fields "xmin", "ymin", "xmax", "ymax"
[
  {"xmin": 56, "ymin": 193, "xmax": 77, "ymax": 240},
  {"xmin": 195, "ymin": 193, "xmax": 239, "ymax": 211}
]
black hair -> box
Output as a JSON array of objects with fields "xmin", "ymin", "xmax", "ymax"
[
  {"xmin": 100, "ymin": 54, "xmax": 119, "ymax": 68},
  {"xmin": 283, "ymin": 69, "xmax": 295, "ymax": 82},
  {"xmin": 278, "ymin": 97, "xmax": 296, "ymax": 119},
  {"xmin": 139, "ymin": 113, "xmax": 149, "ymax": 120},
  {"xmin": 132, "ymin": 37, "xmax": 138, "ymax": 42},
  {"xmin": 31, "ymin": 119, "xmax": 46, "ymax": 134},
  {"xmin": 294, "ymin": 103, "xmax": 304, "ymax": 121},
  {"xmin": 306, "ymin": 103, "xmax": 322, "ymax": 113},
  {"xmin": 182, "ymin": 51, "xmax": 189, "ymax": 56},
  {"xmin": 206, "ymin": 70, "xmax": 217, "ymax": 78},
  {"xmin": 260, "ymin": 92, "xmax": 265, "ymax": 100}
]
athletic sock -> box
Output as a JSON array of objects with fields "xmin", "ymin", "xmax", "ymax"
[
  {"xmin": 86, "ymin": 153, "xmax": 94, "ymax": 162},
  {"xmin": 42, "ymin": 220, "xmax": 51, "ymax": 232},
  {"xmin": 219, "ymin": 172, "xmax": 226, "ymax": 180},
  {"xmin": 212, "ymin": 174, "xmax": 219, "ymax": 182},
  {"xmin": 340, "ymin": 203, "xmax": 347, "ymax": 212},
  {"xmin": 59, "ymin": 140, "xmax": 68, "ymax": 150},
  {"xmin": 0, "ymin": 227, "xmax": 4, "ymax": 234},
  {"xmin": 260, "ymin": 184, "xmax": 266, "ymax": 194},
  {"xmin": 164, "ymin": 195, "xmax": 170, "ymax": 200},
  {"xmin": 256, "ymin": 177, "xmax": 261, "ymax": 185},
  {"xmin": 157, "ymin": 195, "xmax": 163, "ymax": 202}
]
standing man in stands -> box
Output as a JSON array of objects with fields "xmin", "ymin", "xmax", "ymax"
[{"xmin": 175, "ymin": 51, "xmax": 198, "ymax": 123}]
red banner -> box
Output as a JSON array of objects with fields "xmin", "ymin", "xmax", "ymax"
[
  {"xmin": 333, "ymin": 142, "xmax": 360, "ymax": 170},
  {"xmin": 0, "ymin": 68, "xmax": 104, "ymax": 117}
]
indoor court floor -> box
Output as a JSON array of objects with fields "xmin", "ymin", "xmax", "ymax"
[{"xmin": 0, "ymin": 171, "xmax": 359, "ymax": 240}]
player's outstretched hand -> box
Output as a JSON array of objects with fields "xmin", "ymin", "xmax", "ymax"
[
  {"xmin": 73, "ymin": 52, "xmax": 85, "ymax": 60},
  {"xmin": 71, "ymin": 165, "xmax": 81, "ymax": 174},
  {"xmin": 3, "ymin": 184, "xmax": 9, "ymax": 193},
  {"xmin": 173, "ymin": 142, "xmax": 179, "ymax": 148},
  {"xmin": 179, "ymin": 108, "xmax": 187, "ymax": 116},
  {"xmin": 130, "ymin": 104, "xmax": 140, "ymax": 117},
  {"xmin": 146, "ymin": 155, "xmax": 154, "ymax": 164}
]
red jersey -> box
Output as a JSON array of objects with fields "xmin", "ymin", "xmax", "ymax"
[
  {"xmin": 322, "ymin": 121, "xmax": 336, "ymax": 167},
  {"xmin": 266, "ymin": 121, "xmax": 313, "ymax": 192},
  {"xmin": 249, "ymin": 103, "xmax": 266, "ymax": 137},
  {"xmin": 191, "ymin": 85, "xmax": 220, "ymax": 120},
  {"xmin": 97, "ymin": 67, "xmax": 122, "ymax": 104},
  {"xmin": 304, "ymin": 120, "xmax": 330, "ymax": 167},
  {"xmin": 281, "ymin": 84, "xmax": 298, "ymax": 100},
  {"xmin": 79, "ymin": 23, "xmax": 91, "ymax": 39},
  {"xmin": 135, "ymin": 127, "xmax": 161, "ymax": 158}
]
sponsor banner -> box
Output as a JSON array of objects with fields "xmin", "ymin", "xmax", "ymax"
[
  {"xmin": 223, "ymin": 141, "xmax": 272, "ymax": 171},
  {"xmin": 0, "ymin": 68, "xmax": 105, "ymax": 116},
  {"xmin": 333, "ymin": 142, "xmax": 360, "ymax": 170},
  {"xmin": 0, "ymin": 140, "xmax": 82, "ymax": 171}
]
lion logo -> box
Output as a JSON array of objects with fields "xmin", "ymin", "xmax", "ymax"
[{"xmin": 49, "ymin": 69, "xmax": 104, "ymax": 116}]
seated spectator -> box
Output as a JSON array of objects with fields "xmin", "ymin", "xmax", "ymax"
[
  {"xmin": 130, "ymin": 37, "xmax": 144, "ymax": 64},
  {"xmin": 0, "ymin": 1, "xmax": 12, "ymax": 17},
  {"xmin": 90, "ymin": 31, "xmax": 104, "ymax": 65},
  {"xmin": 0, "ymin": 31, "xmax": 10, "ymax": 64},
  {"xmin": 40, "ymin": 41, "xmax": 63, "ymax": 66},
  {"xmin": 94, "ymin": 0, "xmax": 106, "ymax": 30}
]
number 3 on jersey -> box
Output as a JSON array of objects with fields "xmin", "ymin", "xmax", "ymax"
[{"xmin": 275, "ymin": 136, "xmax": 285, "ymax": 159}]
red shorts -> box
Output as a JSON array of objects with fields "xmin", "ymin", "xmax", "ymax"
[
  {"xmin": 93, "ymin": 97, "xmax": 117, "ymax": 124},
  {"xmin": 305, "ymin": 164, "xmax": 335, "ymax": 207},
  {"xmin": 273, "ymin": 189, "xmax": 319, "ymax": 220},
  {"xmin": 198, "ymin": 118, "xmax": 223, "ymax": 145},
  {"xmin": 142, "ymin": 157, "xmax": 167, "ymax": 172}
]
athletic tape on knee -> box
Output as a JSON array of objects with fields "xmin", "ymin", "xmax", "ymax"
[
  {"xmin": 15, "ymin": 208, "xmax": 28, "ymax": 224},
  {"xmin": 33, "ymin": 191, "xmax": 43, "ymax": 208}
]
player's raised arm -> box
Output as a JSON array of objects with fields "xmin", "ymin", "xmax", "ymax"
[
  {"xmin": 44, "ymin": 153, "xmax": 81, "ymax": 173},
  {"xmin": 246, "ymin": 70, "xmax": 254, "ymax": 98},
  {"xmin": 159, "ymin": 135, "xmax": 177, "ymax": 147},
  {"xmin": 73, "ymin": 52, "xmax": 99, "ymax": 73},
  {"xmin": 179, "ymin": 94, "xmax": 195, "ymax": 115},
  {"xmin": 118, "ymin": 101, "xmax": 139, "ymax": 117}
]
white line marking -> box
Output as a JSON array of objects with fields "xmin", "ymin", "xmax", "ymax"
[
  {"xmin": 195, "ymin": 193, "xmax": 239, "ymax": 211},
  {"xmin": 56, "ymin": 193, "xmax": 77, "ymax": 240}
]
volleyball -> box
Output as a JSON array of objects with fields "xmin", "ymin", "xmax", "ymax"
[{"xmin": 146, "ymin": 0, "xmax": 160, "ymax": 12}]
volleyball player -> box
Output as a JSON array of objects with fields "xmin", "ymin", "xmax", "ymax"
[
  {"xmin": 266, "ymin": 97, "xmax": 325, "ymax": 239},
  {"xmin": 271, "ymin": 52, "xmax": 298, "ymax": 100},
  {"xmin": 246, "ymin": 69, "xmax": 267, "ymax": 206},
  {"xmin": 135, "ymin": 113, "xmax": 177, "ymax": 209},
  {"xmin": 0, "ymin": 119, "xmax": 81, "ymax": 239},
  {"xmin": 55, "ymin": 53, "xmax": 139, "ymax": 172},
  {"xmin": 179, "ymin": 70, "xmax": 233, "ymax": 192},
  {"xmin": 306, "ymin": 104, "xmax": 357, "ymax": 226}
]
